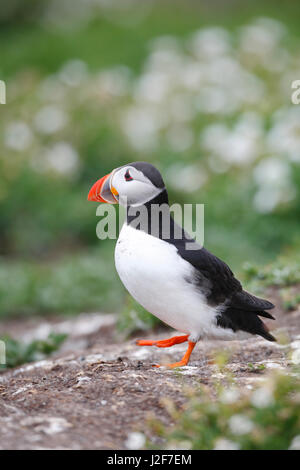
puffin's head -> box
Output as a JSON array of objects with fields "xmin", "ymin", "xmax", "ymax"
[{"xmin": 88, "ymin": 162, "xmax": 165, "ymax": 207}]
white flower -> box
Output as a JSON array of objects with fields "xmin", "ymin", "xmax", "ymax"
[
  {"xmin": 267, "ymin": 107, "xmax": 300, "ymax": 162},
  {"xmin": 202, "ymin": 114, "xmax": 262, "ymax": 166},
  {"xmin": 165, "ymin": 125, "xmax": 193, "ymax": 152},
  {"xmin": 98, "ymin": 66, "xmax": 130, "ymax": 97},
  {"xmin": 181, "ymin": 62, "xmax": 204, "ymax": 90},
  {"xmin": 239, "ymin": 17, "xmax": 286, "ymax": 60},
  {"xmin": 207, "ymin": 156, "xmax": 230, "ymax": 174},
  {"xmin": 43, "ymin": 142, "xmax": 79, "ymax": 175},
  {"xmin": 59, "ymin": 59, "xmax": 88, "ymax": 87},
  {"xmin": 291, "ymin": 349, "xmax": 300, "ymax": 365},
  {"xmin": 168, "ymin": 94, "xmax": 195, "ymax": 122},
  {"xmin": 4, "ymin": 121, "xmax": 33, "ymax": 151},
  {"xmin": 220, "ymin": 388, "xmax": 240, "ymax": 405},
  {"xmin": 238, "ymin": 17, "xmax": 288, "ymax": 73},
  {"xmin": 122, "ymin": 107, "xmax": 163, "ymax": 151},
  {"xmin": 203, "ymin": 57, "xmax": 264, "ymax": 108},
  {"xmin": 195, "ymin": 86, "xmax": 229, "ymax": 114},
  {"xmin": 149, "ymin": 35, "xmax": 181, "ymax": 53},
  {"xmin": 229, "ymin": 414, "xmax": 254, "ymax": 435},
  {"xmin": 253, "ymin": 187, "xmax": 283, "ymax": 214},
  {"xmin": 189, "ymin": 27, "xmax": 232, "ymax": 60},
  {"xmin": 251, "ymin": 386, "xmax": 274, "ymax": 408},
  {"xmin": 252, "ymin": 157, "xmax": 295, "ymax": 213},
  {"xmin": 166, "ymin": 163, "xmax": 206, "ymax": 192},
  {"xmin": 253, "ymin": 157, "xmax": 290, "ymax": 186},
  {"xmin": 289, "ymin": 435, "xmax": 300, "ymax": 450},
  {"xmin": 221, "ymin": 132, "xmax": 257, "ymax": 165},
  {"xmin": 39, "ymin": 76, "xmax": 66, "ymax": 102},
  {"xmin": 201, "ymin": 123, "xmax": 228, "ymax": 154},
  {"xmin": 135, "ymin": 71, "xmax": 170, "ymax": 103},
  {"xmin": 125, "ymin": 432, "xmax": 146, "ymax": 450},
  {"xmin": 214, "ymin": 438, "xmax": 240, "ymax": 450},
  {"xmin": 147, "ymin": 36, "xmax": 183, "ymax": 71},
  {"xmin": 34, "ymin": 106, "xmax": 68, "ymax": 134}
]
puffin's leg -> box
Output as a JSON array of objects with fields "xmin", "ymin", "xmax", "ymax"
[
  {"xmin": 136, "ymin": 335, "xmax": 188, "ymax": 348},
  {"xmin": 154, "ymin": 341, "xmax": 196, "ymax": 368}
]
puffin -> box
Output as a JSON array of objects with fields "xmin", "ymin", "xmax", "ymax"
[{"xmin": 88, "ymin": 162, "xmax": 276, "ymax": 368}]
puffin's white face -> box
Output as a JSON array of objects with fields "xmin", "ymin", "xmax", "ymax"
[
  {"xmin": 88, "ymin": 163, "xmax": 165, "ymax": 207},
  {"xmin": 110, "ymin": 166, "xmax": 163, "ymax": 206}
]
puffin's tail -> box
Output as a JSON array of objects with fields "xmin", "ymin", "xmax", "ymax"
[
  {"xmin": 217, "ymin": 307, "xmax": 276, "ymax": 342},
  {"xmin": 230, "ymin": 290, "xmax": 275, "ymax": 312},
  {"xmin": 258, "ymin": 319, "xmax": 276, "ymax": 342}
]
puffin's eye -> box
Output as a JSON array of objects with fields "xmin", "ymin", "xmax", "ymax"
[{"xmin": 125, "ymin": 169, "xmax": 133, "ymax": 181}]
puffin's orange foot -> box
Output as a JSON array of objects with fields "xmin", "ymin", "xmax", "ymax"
[
  {"xmin": 152, "ymin": 341, "xmax": 196, "ymax": 368},
  {"xmin": 167, "ymin": 360, "xmax": 189, "ymax": 368},
  {"xmin": 136, "ymin": 335, "xmax": 188, "ymax": 348},
  {"xmin": 152, "ymin": 360, "xmax": 188, "ymax": 368},
  {"xmin": 136, "ymin": 339, "xmax": 156, "ymax": 346}
]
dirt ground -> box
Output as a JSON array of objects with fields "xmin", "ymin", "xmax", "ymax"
[{"xmin": 0, "ymin": 287, "xmax": 299, "ymax": 450}]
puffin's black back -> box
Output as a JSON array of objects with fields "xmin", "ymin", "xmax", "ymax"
[{"xmin": 129, "ymin": 162, "xmax": 165, "ymax": 189}]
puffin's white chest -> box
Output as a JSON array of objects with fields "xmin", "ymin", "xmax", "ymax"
[{"xmin": 114, "ymin": 224, "xmax": 230, "ymax": 339}]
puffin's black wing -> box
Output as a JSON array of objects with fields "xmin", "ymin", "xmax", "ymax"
[
  {"xmin": 169, "ymin": 225, "xmax": 276, "ymax": 341},
  {"xmin": 178, "ymin": 244, "xmax": 242, "ymax": 304},
  {"xmin": 170, "ymin": 225, "xmax": 241, "ymax": 303}
]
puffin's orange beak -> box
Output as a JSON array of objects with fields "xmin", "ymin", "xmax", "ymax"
[{"xmin": 87, "ymin": 172, "xmax": 118, "ymax": 204}]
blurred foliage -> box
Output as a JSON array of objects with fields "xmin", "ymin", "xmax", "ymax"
[
  {"xmin": 0, "ymin": 0, "xmax": 300, "ymax": 318},
  {"xmin": 148, "ymin": 369, "xmax": 300, "ymax": 450},
  {"xmin": 243, "ymin": 244, "xmax": 300, "ymax": 290},
  {"xmin": 0, "ymin": 332, "xmax": 67, "ymax": 369},
  {"xmin": 117, "ymin": 294, "xmax": 160, "ymax": 336},
  {"xmin": 0, "ymin": 247, "xmax": 123, "ymax": 317},
  {"xmin": 279, "ymin": 289, "xmax": 300, "ymax": 311}
]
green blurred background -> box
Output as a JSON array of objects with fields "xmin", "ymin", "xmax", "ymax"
[{"xmin": 1, "ymin": 0, "xmax": 300, "ymax": 323}]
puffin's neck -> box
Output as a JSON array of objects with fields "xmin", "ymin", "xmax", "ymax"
[
  {"xmin": 126, "ymin": 189, "xmax": 177, "ymax": 239},
  {"xmin": 144, "ymin": 188, "xmax": 169, "ymax": 208}
]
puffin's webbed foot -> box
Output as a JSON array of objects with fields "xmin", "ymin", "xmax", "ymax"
[
  {"xmin": 136, "ymin": 335, "xmax": 188, "ymax": 348},
  {"xmin": 152, "ymin": 341, "xmax": 196, "ymax": 368}
]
